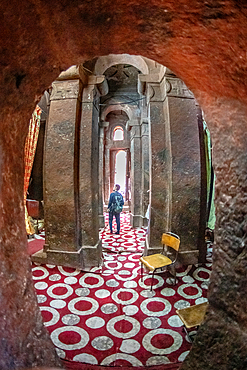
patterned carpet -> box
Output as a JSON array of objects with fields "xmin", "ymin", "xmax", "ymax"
[{"xmin": 30, "ymin": 213, "xmax": 212, "ymax": 368}]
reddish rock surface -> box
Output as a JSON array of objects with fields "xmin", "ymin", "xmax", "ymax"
[{"xmin": 0, "ymin": 0, "xmax": 247, "ymax": 369}]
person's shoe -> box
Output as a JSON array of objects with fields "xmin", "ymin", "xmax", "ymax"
[{"xmin": 115, "ymin": 232, "xmax": 120, "ymax": 235}]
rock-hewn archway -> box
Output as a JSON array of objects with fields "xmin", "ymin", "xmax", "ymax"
[{"xmin": 0, "ymin": 1, "xmax": 247, "ymax": 369}]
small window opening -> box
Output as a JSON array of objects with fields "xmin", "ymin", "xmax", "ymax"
[{"xmin": 113, "ymin": 127, "xmax": 124, "ymax": 141}]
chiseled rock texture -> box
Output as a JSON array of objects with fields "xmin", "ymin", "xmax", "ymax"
[{"xmin": 0, "ymin": 1, "xmax": 246, "ymax": 369}]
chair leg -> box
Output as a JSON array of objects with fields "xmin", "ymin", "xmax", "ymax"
[
  {"xmin": 182, "ymin": 326, "xmax": 193, "ymax": 343},
  {"xmin": 150, "ymin": 270, "xmax": 155, "ymax": 291},
  {"xmin": 173, "ymin": 268, "xmax": 177, "ymax": 285},
  {"xmin": 169, "ymin": 265, "xmax": 177, "ymax": 285}
]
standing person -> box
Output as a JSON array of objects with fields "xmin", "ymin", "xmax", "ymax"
[{"xmin": 107, "ymin": 184, "xmax": 124, "ymax": 234}]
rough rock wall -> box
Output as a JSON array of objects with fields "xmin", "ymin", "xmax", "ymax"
[
  {"xmin": 180, "ymin": 95, "xmax": 247, "ymax": 369},
  {"xmin": 0, "ymin": 0, "xmax": 247, "ymax": 369}
]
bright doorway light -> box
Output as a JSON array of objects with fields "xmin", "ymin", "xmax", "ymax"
[
  {"xmin": 115, "ymin": 150, "xmax": 126, "ymax": 197},
  {"xmin": 113, "ymin": 127, "xmax": 124, "ymax": 141}
]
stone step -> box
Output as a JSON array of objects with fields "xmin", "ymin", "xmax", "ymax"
[{"xmin": 31, "ymin": 249, "xmax": 48, "ymax": 264}]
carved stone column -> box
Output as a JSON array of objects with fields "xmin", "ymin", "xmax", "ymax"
[
  {"xmin": 104, "ymin": 146, "xmax": 110, "ymax": 203},
  {"xmin": 141, "ymin": 118, "xmax": 150, "ymax": 226},
  {"xmin": 128, "ymin": 120, "xmax": 143, "ymax": 227},
  {"xmin": 146, "ymin": 75, "xmax": 172, "ymax": 253},
  {"xmin": 32, "ymin": 70, "xmax": 105, "ymax": 269},
  {"xmin": 78, "ymin": 77, "xmax": 102, "ymax": 269},
  {"xmin": 140, "ymin": 67, "xmax": 204, "ymax": 264},
  {"xmin": 165, "ymin": 71, "xmax": 203, "ymax": 264},
  {"xmin": 32, "ymin": 67, "xmax": 84, "ymax": 267},
  {"xmin": 98, "ymin": 120, "xmax": 109, "ymax": 227}
]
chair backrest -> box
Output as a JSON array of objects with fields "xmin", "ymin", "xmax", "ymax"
[
  {"xmin": 161, "ymin": 233, "xmax": 180, "ymax": 251},
  {"xmin": 26, "ymin": 199, "xmax": 40, "ymax": 219}
]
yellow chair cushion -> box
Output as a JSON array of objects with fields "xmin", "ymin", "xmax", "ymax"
[
  {"xmin": 176, "ymin": 302, "xmax": 208, "ymax": 328},
  {"xmin": 140, "ymin": 254, "xmax": 172, "ymax": 272}
]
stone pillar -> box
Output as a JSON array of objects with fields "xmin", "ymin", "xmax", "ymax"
[
  {"xmin": 147, "ymin": 76, "xmax": 172, "ymax": 253},
  {"xmin": 128, "ymin": 120, "xmax": 143, "ymax": 227},
  {"xmin": 141, "ymin": 118, "xmax": 150, "ymax": 226},
  {"xmin": 98, "ymin": 121, "xmax": 109, "ymax": 227},
  {"xmin": 104, "ymin": 146, "xmax": 110, "ymax": 203},
  {"xmin": 140, "ymin": 68, "xmax": 204, "ymax": 264},
  {"xmin": 165, "ymin": 72, "xmax": 202, "ymax": 264},
  {"xmin": 98, "ymin": 125, "xmax": 105, "ymax": 228},
  {"xmin": 32, "ymin": 70, "xmax": 104, "ymax": 270},
  {"xmin": 32, "ymin": 68, "xmax": 85, "ymax": 268},
  {"xmin": 78, "ymin": 77, "xmax": 102, "ymax": 269}
]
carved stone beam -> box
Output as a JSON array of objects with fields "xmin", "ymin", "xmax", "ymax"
[
  {"xmin": 138, "ymin": 66, "xmax": 166, "ymax": 95},
  {"xmin": 56, "ymin": 65, "xmax": 80, "ymax": 80},
  {"xmin": 164, "ymin": 76, "xmax": 194, "ymax": 99},
  {"xmin": 88, "ymin": 75, "xmax": 109, "ymax": 96},
  {"xmin": 99, "ymin": 120, "xmax": 109, "ymax": 128},
  {"xmin": 126, "ymin": 119, "xmax": 139, "ymax": 131},
  {"xmin": 55, "ymin": 64, "xmax": 88, "ymax": 85}
]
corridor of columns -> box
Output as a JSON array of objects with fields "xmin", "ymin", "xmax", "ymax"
[{"xmin": 29, "ymin": 54, "xmax": 212, "ymax": 271}]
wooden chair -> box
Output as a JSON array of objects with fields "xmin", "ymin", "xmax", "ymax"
[
  {"xmin": 176, "ymin": 301, "xmax": 208, "ymax": 342},
  {"xmin": 139, "ymin": 232, "xmax": 180, "ymax": 291}
]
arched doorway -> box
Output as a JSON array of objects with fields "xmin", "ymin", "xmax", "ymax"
[
  {"xmin": 1, "ymin": 3, "xmax": 247, "ymax": 369},
  {"xmin": 114, "ymin": 149, "xmax": 126, "ymax": 198}
]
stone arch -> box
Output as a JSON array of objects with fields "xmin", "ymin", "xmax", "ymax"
[
  {"xmin": 101, "ymin": 103, "xmax": 138, "ymax": 123},
  {"xmin": 104, "ymin": 108, "xmax": 130, "ymax": 139},
  {"xmin": 107, "ymin": 119, "xmax": 127, "ymax": 140},
  {"xmin": 1, "ymin": 2, "xmax": 247, "ymax": 370},
  {"xmin": 94, "ymin": 54, "xmax": 149, "ymax": 75}
]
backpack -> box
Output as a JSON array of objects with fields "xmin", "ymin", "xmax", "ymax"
[{"xmin": 114, "ymin": 194, "xmax": 123, "ymax": 213}]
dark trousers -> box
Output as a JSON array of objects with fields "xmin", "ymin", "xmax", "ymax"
[{"xmin": 109, "ymin": 211, "xmax": 120, "ymax": 233}]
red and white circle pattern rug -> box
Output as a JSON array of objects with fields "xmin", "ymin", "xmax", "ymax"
[{"xmin": 32, "ymin": 213, "xmax": 211, "ymax": 367}]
